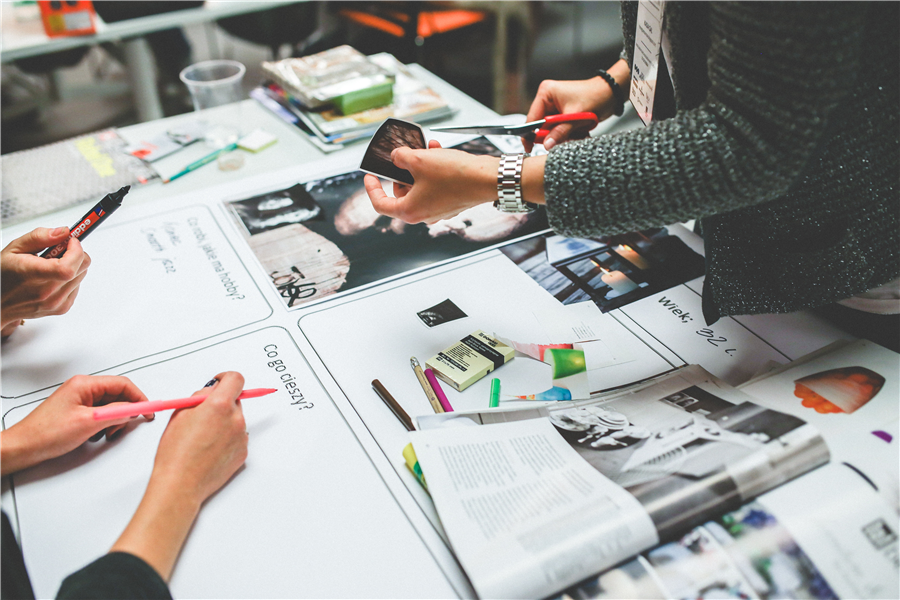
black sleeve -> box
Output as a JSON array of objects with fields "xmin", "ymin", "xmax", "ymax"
[
  {"xmin": 2, "ymin": 511, "xmax": 36, "ymax": 600},
  {"xmin": 57, "ymin": 552, "xmax": 172, "ymax": 600}
]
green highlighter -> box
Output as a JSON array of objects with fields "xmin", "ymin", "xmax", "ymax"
[{"xmin": 489, "ymin": 378, "xmax": 501, "ymax": 408}]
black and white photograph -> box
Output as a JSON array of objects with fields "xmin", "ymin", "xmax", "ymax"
[
  {"xmin": 545, "ymin": 384, "xmax": 826, "ymax": 538},
  {"xmin": 226, "ymin": 137, "xmax": 548, "ymax": 308},
  {"xmin": 417, "ymin": 298, "xmax": 468, "ymax": 328}
]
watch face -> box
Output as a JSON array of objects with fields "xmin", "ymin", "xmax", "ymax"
[{"xmin": 359, "ymin": 118, "xmax": 426, "ymax": 185}]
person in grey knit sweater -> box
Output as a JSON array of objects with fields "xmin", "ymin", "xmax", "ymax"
[{"xmin": 365, "ymin": 3, "xmax": 898, "ymax": 336}]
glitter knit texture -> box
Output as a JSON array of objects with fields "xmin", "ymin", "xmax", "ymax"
[{"xmin": 545, "ymin": 2, "xmax": 899, "ymax": 320}]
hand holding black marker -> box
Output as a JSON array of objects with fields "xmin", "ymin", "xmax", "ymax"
[{"xmin": 40, "ymin": 186, "xmax": 130, "ymax": 259}]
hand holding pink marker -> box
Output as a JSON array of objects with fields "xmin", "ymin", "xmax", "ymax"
[{"xmin": 92, "ymin": 388, "xmax": 277, "ymax": 421}]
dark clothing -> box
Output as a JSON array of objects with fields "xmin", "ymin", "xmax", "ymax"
[
  {"xmin": 2, "ymin": 512, "xmax": 34, "ymax": 600},
  {"xmin": 2, "ymin": 511, "xmax": 171, "ymax": 600},
  {"xmin": 544, "ymin": 2, "xmax": 899, "ymax": 323}
]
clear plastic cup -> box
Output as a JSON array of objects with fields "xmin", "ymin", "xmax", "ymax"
[{"xmin": 179, "ymin": 60, "xmax": 246, "ymax": 111}]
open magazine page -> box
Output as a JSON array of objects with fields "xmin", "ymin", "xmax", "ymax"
[
  {"xmin": 556, "ymin": 463, "xmax": 899, "ymax": 600},
  {"xmin": 413, "ymin": 366, "xmax": 829, "ymax": 598},
  {"xmin": 409, "ymin": 418, "xmax": 659, "ymax": 599},
  {"xmin": 739, "ymin": 339, "xmax": 900, "ymax": 512}
]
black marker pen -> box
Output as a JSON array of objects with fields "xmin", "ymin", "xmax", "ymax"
[{"xmin": 40, "ymin": 186, "xmax": 130, "ymax": 259}]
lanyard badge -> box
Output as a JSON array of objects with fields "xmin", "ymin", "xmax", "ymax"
[{"xmin": 629, "ymin": 0, "xmax": 667, "ymax": 126}]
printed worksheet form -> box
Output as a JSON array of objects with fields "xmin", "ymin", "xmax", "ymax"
[
  {"xmin": 6, "ymin": 328, "xmax": 462, "ymax": 599},
  {"xmin": 1, "ymin": 205, "xmax": 272, "ymax": 398}
]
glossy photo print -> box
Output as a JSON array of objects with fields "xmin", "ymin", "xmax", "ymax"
[
  {"xmin": 359, "ymin": 118, "xmax": 426, "ymax": 185},
  {"xmin": 226, "ymin": 137, "xmax": 549, "ymax": 309},
  {"xmin": 499, "ymin": 228, "xmax": 706, "ymax": 312}
]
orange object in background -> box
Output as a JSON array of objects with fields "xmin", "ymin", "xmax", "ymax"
[
  {"xmin": 340, "ymin": 7, "xmax": 485, "ymax": 40},
  {"xmin": 38, "ymin": 0, "xmax": 97, "ymax": 38}
]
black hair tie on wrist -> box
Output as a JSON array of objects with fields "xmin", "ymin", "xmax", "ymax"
[{"xmin": 596, "ymin": 69, "xmax": 625, "ymax": 117}]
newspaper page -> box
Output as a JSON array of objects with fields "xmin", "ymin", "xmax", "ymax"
[{"xmin": 413, "ymin": 366, "xmax": 829, "ymax": 598}]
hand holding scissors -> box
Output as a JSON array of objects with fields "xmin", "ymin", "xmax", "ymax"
[{"xmin": 430, "ymin": 112, "xmax": 599, "ymax": 145}]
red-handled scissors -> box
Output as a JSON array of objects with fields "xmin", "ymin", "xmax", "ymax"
[{"xmin": 430, "ymin": 112, "xmax": 599, "ymax": 144}]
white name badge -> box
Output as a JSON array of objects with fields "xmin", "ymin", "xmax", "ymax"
[{"xmin": 630, "ymin": 0, "xmax": 666, "ymax": 126}]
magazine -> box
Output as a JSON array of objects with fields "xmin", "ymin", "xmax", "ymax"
[
  {"xmin": 411, "ymin": 365, "xmax": 830, "ymax": 599},
  {"xmin": 261, "ymin": 44, "xmax": 394, "ymax": 109},
  {"xmin": 553, "ymin": 338, "xmax": 900, "ymax": 599},
  {"xmin": 554, "ymin": 462, "xmax": 898, "ymax": 599},
  {"xmin": 298, "ymin": 53, "xmax": 455, "ymax": 141}
]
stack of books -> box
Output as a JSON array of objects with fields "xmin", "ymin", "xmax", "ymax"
[{"xmin": 253, "ymin": 49, "xmax": 455, "ymax": 152}]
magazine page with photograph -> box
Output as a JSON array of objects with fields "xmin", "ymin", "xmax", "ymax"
[
  {"xmin": 498, "ymin": 228, "xmax": 705, "ymax": 313},
  {"xmin": 740, "ymin": 339, "xmax": 900, "ymax": 511},
  {"xmin": 224, "ymin": 137, "xmax": 549, "ymax": 309},
  {"xmin": 554, "ymin": 462, "xmax": 898, "ymax": 600},
  {"xmin": 411, "ymin": 365, "xmax": 829, "ymax": 599}
]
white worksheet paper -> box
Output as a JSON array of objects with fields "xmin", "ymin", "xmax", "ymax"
[
  {"xmin": 1, "ymin": 204, "xmax": 272, "ymax": 398},
  {"xmin": 410, "ymin": 418, "xmax": 659, "ymax": 600},
  {"xmin": 7, "ymin": 327, "xmax": 458, "ymax": 599}
]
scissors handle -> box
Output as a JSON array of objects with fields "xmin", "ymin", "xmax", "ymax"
[{"xmin": 534, "ymin": 112, "xmax": 599, "ymax": 144}]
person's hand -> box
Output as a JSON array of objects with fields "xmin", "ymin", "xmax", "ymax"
[
  {"xmin": 110, "ymin": 372, "xmax": 249, "ymax": 581},
  {"xmin": 0, "ymin": 375, "xmax": 152, "ymax": 476},
  {"xmin": 149, "ymin": 371, "xmax": 248, "ymax": 507},
  {"xmin": 1, "ymin": 227, "xmax": 91, "ymax": 338},
  {"xmin": 364, "ymin": 140, "xmax": 498, "ymax": 225},
  {"xmin": 524, "ymin": 78, "xmax": 611, "ymax": 152},
  {"xmin": 524, "ymin": 59, "xmax": 630, "ymax": 152}
]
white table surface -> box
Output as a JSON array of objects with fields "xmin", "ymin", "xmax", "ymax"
[{"xmin": 106, "ymin": 62, "xmax": 500, "ymax": 210}]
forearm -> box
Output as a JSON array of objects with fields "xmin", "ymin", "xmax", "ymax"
[
  {"xmin": 0, "ymin": 427, "xmax": 51, "ymax": 477},
  {"xmin": 110, "ymin": 478, "xmax": 201, "ymax": 582}
]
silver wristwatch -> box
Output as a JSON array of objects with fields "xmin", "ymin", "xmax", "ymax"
[{"xmin": 495, "ymin": 153, "xmax": 536, "ymax": 213}]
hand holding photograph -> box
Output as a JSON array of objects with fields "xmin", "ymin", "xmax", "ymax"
[{"xmin": 359, "ymin": 118, "xmax": 427, "ymax": 185}]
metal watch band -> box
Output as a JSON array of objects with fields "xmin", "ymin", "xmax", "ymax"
[{"xmin": 494, "ymin": 153, "xmax": 536, "ymax": 213}]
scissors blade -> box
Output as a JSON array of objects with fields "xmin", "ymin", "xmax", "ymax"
[
  {"xmin": 431, "ymin": 125, "xmax": 519, "ymax": 135},
  {"xmin": 429, "ymin": 123, "xmax": 538, "ymax": 136}
]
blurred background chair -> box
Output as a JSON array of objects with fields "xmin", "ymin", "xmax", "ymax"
[
  {"xmin": 216, "ymin": 2, "xmax": 321, "ymax": 60},
  {"xmin": 336, "ymin": 1, "xmax": 487, "ymax": 66},
  {"xmin": 334, "ymin": 1, "xmax": 530, "ymax": 112}
]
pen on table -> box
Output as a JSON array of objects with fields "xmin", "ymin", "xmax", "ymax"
[
  {"xmin": 372, "ymin": 379, "xmax": 415, "ymax": 431},
  {"xmin": 163, "ymin": 142, "xmax": 238, "ymax": 183},
  {"xmin": 40, "ymin": 186, "xmax": 130, "ymax": 259},
  {"xmin": 489, "ymin": 378, "xmax": 501, "ymax": 408},
  {"xmin": 92, "ymin": 387, "xmax": 277, "ymax": 421},
  {"xmin": 410, "ymin": 357, "xmax": 443, "ymax": 414},
  {"xmin": 424, "ymin": 368, "xmax": 453, "ymax": 413}
]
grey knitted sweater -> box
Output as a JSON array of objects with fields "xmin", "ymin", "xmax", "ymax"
[{"xmin": 544, "ymin": 1, "xmax": 899, "ymax": 322}]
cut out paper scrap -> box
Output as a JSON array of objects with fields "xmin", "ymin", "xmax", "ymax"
[
  {"xmin": 793, "ymin": 366, "xmax": 885, "ymax": 414},
  {"xmin": 505, "ymin": 386, "xmax": 573, "ymax": 402},
  {"xmin": 493, "ymin": 338, "xmax": 632, "ymax": 402},
  {"xmin": 500, "ymin": 340, "xmax": 573, "ymax": 362},
  {"xmin": 533, "ymin": 302, "xmax": 636, "ymax": 365},
  {"xmin": 545, "ymin": 347, "xmax": 590, "ymax": 399},
  {"xmin": 417, "ymin": 298, "xmax": 467, "ymax": 328}
]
